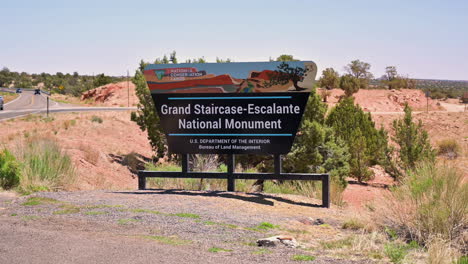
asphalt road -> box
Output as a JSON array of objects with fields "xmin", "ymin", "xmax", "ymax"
[{"xmin": 0, "ymin": 89, "xmax": 136, "ymax": 121}]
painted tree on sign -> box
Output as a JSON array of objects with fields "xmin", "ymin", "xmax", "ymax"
[{"xmin": 264, "ymin": 62, "xmax": 307, "ymax": 91}]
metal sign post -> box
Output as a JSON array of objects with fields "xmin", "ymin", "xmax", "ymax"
[
  {"xmin": 425, "ymin": 91, "xmax": 430, "ymax": 113},
  {"xmin": 127, "ymin": 70, "xmax": 130, "ymax": 107}
]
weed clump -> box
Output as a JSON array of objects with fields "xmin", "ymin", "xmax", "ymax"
[
  {"xmin": 91, "ymin": 116, "xmax": 103, "ymax": 123},
  {"xmin": 292, "ymin": 254, "xmax": 316, "ymax": 261},
  {"xmin": 208, "ymin": 247, "xmax": 232, "ymax": 253},
  {"xmin": 118, "ymin": 218, "xmax": 140, "ymax": 225},
  {"xmin": 0, "ymin": 149, "xmax": 21, "ymax": 189},
  {"xmin": 382, "ymin": 163, "xmax": 467, "ymax": 249},
  {"xmin": 22, "ymin": 197, "xmax": 60, "ymax": 206},
  {"xmin": 142, "ymin": 235, "xmax": 190, "ymax": 246},
  {"xmin": 342, "ymin": 218, "xmax": 365, "ymax": 230},
  {"xmin": 15, "ymin": 137, "xmax": 75, "ymax": 193},
  {"xmin": 172, "ymin": 213, "xmax": 200, "ymax": 219},
  {"xmin": 255, "ymin": 222, "xmax": 279, "ymax": 230},
  {"xmin": 384, "ymin": 241, "xmax": 419, "ymax": 263},
  {"xmin": 437, "ymin": 139, "xmax": 460, "ymax": 159}
]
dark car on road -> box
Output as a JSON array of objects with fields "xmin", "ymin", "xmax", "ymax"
[
  {"xmin": 16, "ymin": 88, "xmax": 22, "ymax": 93},
  {"xmin": 34, "ymin": 89, "xmax": 41, "ymax": 95},
  {"xmin": 0, "ymin": 95, "xmax": 4, "ymax": 110}
]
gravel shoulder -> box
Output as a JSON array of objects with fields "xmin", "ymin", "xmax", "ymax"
[{"xmin": 0, "ymin": 190, "xmax": 370, "ymax": 264}]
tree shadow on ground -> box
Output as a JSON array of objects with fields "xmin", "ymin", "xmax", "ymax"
[
  {"xmin": 108, "ymin": 153, "xmax": 152, "ymax": 175},
  {"xmin": 347, "ymin": 180, "xmax": 391, "ymax": 189},
  {"xmin": 112, "ymin": 189, "xmax": 324, "ymax": 208}
]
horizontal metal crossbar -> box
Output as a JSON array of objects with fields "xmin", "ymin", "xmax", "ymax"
[
  {"xmin": 137, "ymin": 154, "xmax": 330, "ymax": 208},
  {"xmin": 138, "ymin": 171, "xmax": 327, "ymax": 181}
]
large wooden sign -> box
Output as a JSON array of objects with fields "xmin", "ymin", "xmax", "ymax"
[{"xmin": 143, "ymin": 61, "xmax": 317, "ymax": 154}]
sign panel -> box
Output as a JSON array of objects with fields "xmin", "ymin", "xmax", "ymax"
[{"xmin": 143, "ymin": 61, "xmax": 317, "ymax": 154}]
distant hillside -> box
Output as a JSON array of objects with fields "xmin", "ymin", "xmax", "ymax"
[
  {"xmin": 415, "ymin": 79, "xmax": 468, "ymax": 99},
  {"xmin": 369, "ymin": 78, "xmax": 468, "ymax": 99},
  {"xmin": 415, "ymin": 79, "xmax": 468, "ymax": 90}
]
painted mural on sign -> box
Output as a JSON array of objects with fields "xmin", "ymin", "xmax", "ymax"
[
  {"xmin": 144, "ymin": 61, "xmax": 317, "ymax": 94},
  {"xmin": 143, "ymin": 61, "xmax": 317, "ymax": 154}
]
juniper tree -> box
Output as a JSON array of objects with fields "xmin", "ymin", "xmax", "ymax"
[
  {"xmin": 130, "ymin": 60, "xmax": 166, "ymax": 160},
  {"xmin": 339, "ymin": 74, "xmax": 360, "ymax": 97},
  {"xmin": 326, "ymin": 97, "xmax": 389, "ymax": 182},
  {"xmin": 318, "ymin": 68, "xmax": 340, "ymax": 90},
  {"xmin": 256, "ymin": 91, "xmax": 351, "ymax": 188},
  {"xmin": 392, "ymin": 104, "xmax": 435, "ymax": 171},
  {"xmin": 344, "ymin": 59, "xmax": 373, "ymax": 89}
]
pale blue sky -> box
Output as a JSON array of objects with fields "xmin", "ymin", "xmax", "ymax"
[{"xmin": 1, "ymin": 0, "xmax": 467, "ymax": 80}]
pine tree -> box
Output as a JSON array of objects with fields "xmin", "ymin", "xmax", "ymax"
[
  {"xmin": 318, "ymin": 68, "xmax": 340, "ymax": 90},
  {"xmin": 392, "ymin": 104, "xmax": 435, "ymax": 170},
  {"xmin": 339, "ymin": 74, "xmax": 360, "ymax": 97},
  {"xmin": 130, "ymin": 61, "xmax": 166, "ymax": 160},
  {"xmin": 326, "ymin": 97, "xmax": 389, "ymax": 182},
  {"xmin": 279, "ymin": 91, "xmax": 350, "ymax": 187}
]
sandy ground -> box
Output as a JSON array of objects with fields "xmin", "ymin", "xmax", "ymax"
[
  {"xmin": 52, "ymin": 81, "xmax": 138, "ymax": 107},
  {"xmin": 320, "ymin": 88, "xmax": 443, "ymax": 112},
  {"xmin": 0, "ymin": 111, "xmax": 152, "ymax": 190},
  {"xmin": 0, "ymin": 191, "xmax": 364, "ymax": 264}
]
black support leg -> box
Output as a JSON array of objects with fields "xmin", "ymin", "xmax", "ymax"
[
  {"xmin": 322, "ymin": 174, "xmax": 330, "ymax": 208},
  {"xmin": 138, "ymin": 171, "xmax": 146, "ymax": 190},
  {"xmin": 227, "ymin": 154, "xmax": 235, "ymax": 192},
  {"xmin": 182, "ymin": 154, "xmax": 189, "ymax": 174},
  {"xmin": 274, "ymin": 155, "xmax": 282, "ymax": 176}
]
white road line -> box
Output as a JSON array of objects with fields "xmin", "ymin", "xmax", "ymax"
[{"xmin": 40, "ymin": 93, "xmax": 59, "ymax": 107}]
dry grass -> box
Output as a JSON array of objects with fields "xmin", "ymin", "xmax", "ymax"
[
  {"xmin": 342, "ymin": 218, "xmax": 365, "ymax": 230},
  {"xmin": 377, "ymin": 162, "xmax": 467, "ymax": 254},
  {"xmin": 0, "ymin": 111, "xmax": 152, "ymax": 190},
  {"xmin": 62, "ymin": 119, "xmax": 77, "ymax": 130},
  {"xmin": 330, "ymin": 181, "xmax": 346, "ymax": 207},
  {"xmin": 78, "ymin": 143, "xmax": 100, "ymax": 165},
  {"xmin": 427, "ymin": 237, "xmax": 461, "ymax": 264},
  {"xmin": 437, "ymin": 139, "xmax": 461, "ymax": 159},
  {"xmin": 13, "ymin": 136, "xmax": 76, "ymax": 193},
  {"xmin": 0, "ymin": 92, "xmax": 19, "ymax": 103}
]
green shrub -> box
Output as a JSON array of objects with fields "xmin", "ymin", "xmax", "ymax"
[
  {"xmin": 255, "ymin": 222, "xmax": 279, "ymax": 230},
  {"xmin": 16, "ymin": 137, "xmax": 75, "ymax": 192},
  {"xmin": 292, "ymin": 254, "xmax": 316, "ymax": 261},
  {"xmin": 142, "ymin": 235, "xmax": 190, "ymax": 245},
  {"xmin": 131, "ymin": 63, "xmax": 167, "ymax": 159},
  {"xmin": 384, "ymin": 163, "xmax": 467, "ymax": 245},
  {"xmin": 342, "ymin": 218, "xmax": 365, "ymax": 230},
  {"xmin": 0, "ymin": 149, "xmax": 21, "ymax": 189},
  {"xmin": 22, "ymin": 197, "xmax": 61, "ymax": 206},
  {"xmin": 326, "ymin": 97, "xmax": 389, "ymax": 182},
  {"xmin": 384, "ymin": 243, "xmax": 408, "ymax": 263},
  {"xmin": 457, "ymin": 256, "xmax": 468, "ymax": 264},
  {"xmin": 437, "ymin": 139, "xmax": 460, "ymax": 159},
  {"xmin": 339, "ymin": 74, "xmax": 360, "ymax": 97},
  {"xmin": 91, "ymin": 116, "xmax": 103, "ymax": 123},
  {"xmin": 171, "ymin": 213, "xmax": 200, "ymax": 219},
  {"xmin": 261, "ymin": 92, "xmax": 350, "ymax": 190},
  {"xmin": 208, "ymin": 247, "xmax": 232, "ymax": 253},
  {"xmin": 392, "ymin": 104, "xmax": 435, "ymax": 171}
]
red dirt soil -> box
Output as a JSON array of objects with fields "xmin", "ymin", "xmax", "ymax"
[
  {"xmin": 81, "ymin": 81, "xmax": 138, "ymax": 107},
  {"xmin": 0, "ymin": 112, "xmax": 152, "ymax": 190},
  {"xmin": 343, "ymin": 111, "xmax": 467, "ymax": 208},
  {"xmin": 320, "ymin": 88, "xmax": 443, "ymax": 112}
]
